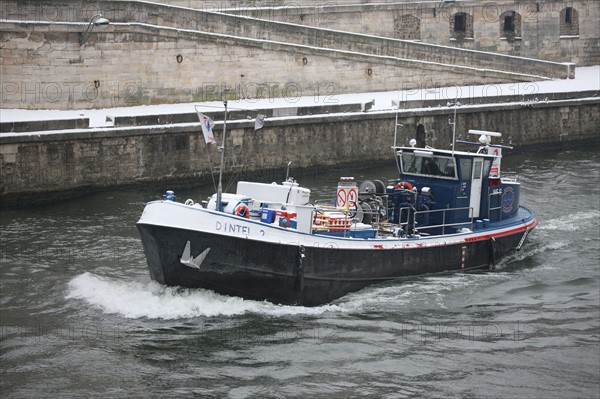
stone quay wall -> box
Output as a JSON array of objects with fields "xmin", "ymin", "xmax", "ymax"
[
  {"xmin": 1, "ymin": 0, "xmax": 572, "ymax": 110},
  {"xmin": 1, "ymin": 97, "xmax": 598, "ymax": 205}
]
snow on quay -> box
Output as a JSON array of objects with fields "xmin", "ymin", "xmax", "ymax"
[{"xmin": 1, "ymin": 66, "xmax": 598, "ymax": 129}]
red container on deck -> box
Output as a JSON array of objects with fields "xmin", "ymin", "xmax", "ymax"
[{"xmin": 276, "ymin": 211, "xmax": 296, "ymax": 227}]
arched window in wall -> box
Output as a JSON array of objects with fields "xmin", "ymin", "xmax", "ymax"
[
  {"xmin": 394, "ymin": 15, "xmax": 420, "ymax": 40},
  {"xmin": 450, "ymin": 12, "xmax": 473, "ymax": 40},
  {"xmin": 500, "ymin": 10, "xmax": 522, "ymax": 39},
  {"xmin": 560, "ymin": 7, "xmax": 579, "ymax": 36}
]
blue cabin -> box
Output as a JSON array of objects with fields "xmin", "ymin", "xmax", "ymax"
[{"xmin": 388, "ymin": 130, "xmax": 520, "ymax": 235}]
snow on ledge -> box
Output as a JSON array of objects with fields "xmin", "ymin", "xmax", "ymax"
[{"xmin": 1, "ymin": 65, "xmax": 597, "ymax": 128}]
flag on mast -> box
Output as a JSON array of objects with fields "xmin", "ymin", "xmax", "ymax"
[
  {"xmin": 254, "ymin": 113, "xmax": 265, "ymax": 131},
  {"xmin": 197, "ymin": 111, "xmax": 216, "ymax": 144}
]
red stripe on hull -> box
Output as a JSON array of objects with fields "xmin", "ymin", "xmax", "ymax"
[{"xmin": 464, "ymin": 218, "xmax": 537, "ymax": 243}]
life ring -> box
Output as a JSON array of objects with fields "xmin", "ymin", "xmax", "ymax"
[
  {"xmin": 234, "ymin": 203, "xmax": 250, "ymax": 218},
  {"xmin": 395, "ymin": 181, "xmax": 414, "ymax": 191}
]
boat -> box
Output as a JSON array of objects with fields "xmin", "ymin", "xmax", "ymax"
[{"xmin": 137, "ymin": 102, "xmax": 537, "ymax": 306}]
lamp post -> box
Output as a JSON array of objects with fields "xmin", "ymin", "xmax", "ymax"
[{"xmin": 79, "ymin": 14, "xmax": 110, "ymax": 46}]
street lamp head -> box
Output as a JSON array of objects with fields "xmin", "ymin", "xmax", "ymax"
[
  {"xmin": 79, "ymin": 14, "xmax": 110, "ymax": 46},
  {"xmin": 93, "ymin": 17, "xmax": 110, "ymax": 27}
]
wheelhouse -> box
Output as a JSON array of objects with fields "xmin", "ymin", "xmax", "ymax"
[{"xmin": 391, "ymin": 131, "xmax": 521, "ymax": 234}]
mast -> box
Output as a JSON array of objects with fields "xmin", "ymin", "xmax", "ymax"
[
  {"xmin": 394, "ymin": 98, "xmax": 399, "ymax": 147},
  {"xmin": 216, "ymin": 100, "xmax": 228, "ymax": 212},
  {"xmin": 450, "ymin": 96, "xmax": 458, "ymax": 154},
  {"xmin": 393, "ymin": 94, "xmax": 403, "ymax": 148}
]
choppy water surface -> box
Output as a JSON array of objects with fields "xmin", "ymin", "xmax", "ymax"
[{"xmin": 1, "ymin": 145, "xmax": 599, "ymax": 398}]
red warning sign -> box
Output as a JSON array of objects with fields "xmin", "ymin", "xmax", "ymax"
[
  {"xmin": 348, "ymin": 188, "xmax": 358, "ymax": 205},
  {"xmin": 336, "ymin": 189, "xmax": 347, "ymax": 208}
]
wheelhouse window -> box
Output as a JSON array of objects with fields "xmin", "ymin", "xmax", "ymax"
[
  {"xmin": 459, "ymin": 158, "xmax": 472, "ymax": 180},
  {"xmin": 473, "ymin": 160, "xmax": 483, "ymax": 179},
  {"xmin": 400, "ymin": 152, "xmax": 456, "ymax": 179}
]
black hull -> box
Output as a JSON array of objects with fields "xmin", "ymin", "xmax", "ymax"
[{"xmin": 137, "ymin": 223, "xmax": 526, "ymax": 306}]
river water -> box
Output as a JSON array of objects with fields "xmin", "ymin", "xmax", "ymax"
[{"xmin": 1, "ymin": 144, "xmax": 599, "ymax": 398}]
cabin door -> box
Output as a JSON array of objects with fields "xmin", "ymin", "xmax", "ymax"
[{"xmin": 469, "ymin": 158, "xmax": 484, "ymax": 218}]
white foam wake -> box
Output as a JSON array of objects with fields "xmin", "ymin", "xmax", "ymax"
[
  {"xmin": 66, "ymin": 269, "xmax": 517, "ymax": 319},
  {"xmin": 66, "ymin": 273, "xmax": 345, "ymax": 320},
  {"xmin": 537, "ymin": 210, "xmax": 600, "ymax": 232}
]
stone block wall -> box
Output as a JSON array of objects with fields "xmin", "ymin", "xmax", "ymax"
[
  {"xmin": 1, "ymin": 0, "xmax": 572, "ymax": 110},
  {"xmin": 240, "ymin": 0, "xmax": 599, "ymax": 66},
  {"xmin": 1, "ymin": 18, "xmax": 567, "ymax": 110},
  {"xmin": 150, "ymin": 0, "xmax": 404, "ymax": 10}
]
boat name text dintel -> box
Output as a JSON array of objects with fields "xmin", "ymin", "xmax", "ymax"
[{"xmin": 216, "ymin": 221, "xmax": 250, "ymax": 235}]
